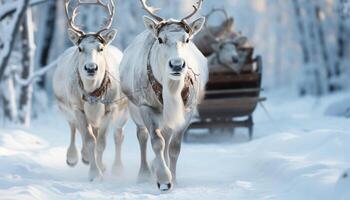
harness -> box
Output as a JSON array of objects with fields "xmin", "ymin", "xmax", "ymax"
[
  {"xmin": 146, "ymin": 40, "xmax": 194, "ymax": 106},
  {"xmin": 155, "ymin": 21, "xmax": 192, "ymax": 37},
  {"xmin": 76, "ymin": 70, "xmax": 118, "ymax": 105},
  {"xmin": 77, "ymin": 33, "xmax": 106, "ymax": 45}
]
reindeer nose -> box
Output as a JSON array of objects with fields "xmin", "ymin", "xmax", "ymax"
[
  {"xmin": 84, "ymin": 63, "xmax": 98, "ymax": 74},
  {"xmin": 169, "ymin": 58, "xmax": 186, "ymax": 72},
  {"xmin": 232, "ymin": 57, "xmax": 239, "ymax": 63}
]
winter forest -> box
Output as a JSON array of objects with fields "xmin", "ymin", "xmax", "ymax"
[{"xmin": 0, "ymin": 0, "xmax": 350, "ymax": 199}]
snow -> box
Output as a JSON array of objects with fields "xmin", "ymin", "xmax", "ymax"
[{"xmin": 0, "ymin": 89, "xmax": 350, "ymax": 200}]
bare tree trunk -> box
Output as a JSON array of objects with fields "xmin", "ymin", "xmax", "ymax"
[
  {"xmin": 0, "ymin": 0, "xmax": 29, "ymax": 80},
  {"xmin": 19, "ymin": 7, "xmax": 35, "ymax": 127},
  {"xmin": 335, "ymin": 18, "xmax": 346, "ymax": 76},
  {"xmin": 306, "ymin": 0, "xmax": 328, "ymax": 95},
  {"xmin": 314, "ymin": 4, "xmax": 332, "ymax": 87},
  {"xmin": 293, "ymin": 0, "xmax": 329, "ymax": 96},
  {"xmin": 292, "ymin": 0, "xmax": 310, "ymax": 64},
  {"xmin": 37, "ymin": 1, "xmax": 57, "ymax": 89},
  {"xmin": 0, "ymin": 76, "xmax": 18, "ymax": 121}
]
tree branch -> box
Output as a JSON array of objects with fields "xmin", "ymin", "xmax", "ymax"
[
  {"xmin": 0, "ymin": 0, "xmax": 46, "ymax": 20},
  {"xmin": 0, "ymin": 0, "xmax": 30, "ymax": 81},
  {"xmin": 13, "ymin": 59, "xmax": 58, "ymax": 86}
]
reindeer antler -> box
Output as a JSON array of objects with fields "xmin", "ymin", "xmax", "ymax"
[
  {"xmin": 140, "ymin": 0, "xmax": 163, "ymax": 22},
  {"xmin": 181, "ymin": 0, "xmax": 203, "ymax": 21},
  {"xmin": 65, "ymin": 0, "xmax": 115, "ymax": 35},
  {"xmin": 65, "ymin": 0, "xmax": 85, "ymax": 35},
  {"xmin": 180, "ymin": 0, "xmax": 203, "ymax": 35},
  {"xmin": 205, "ymin": 8, "xmax": 232, "ymax": 43},
  {"xmin": 93, "ymin": 0, "xmax": 115, "ymax": 34}
]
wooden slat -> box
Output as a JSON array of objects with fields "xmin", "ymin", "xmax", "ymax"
[
  {"xmin": 189, "ymin": 119, "xmax": 252, "ymax": 129},
  {"xmin": 208, "ymin": 73, "xmax": 260, "ymax": 84},
  {"xmin": 205, "ymin": 88, "xmax": 263, "ymax": 95},
  {"xmin": 198, "ymin": 97, "xmax": 260, "ymax": 118}
]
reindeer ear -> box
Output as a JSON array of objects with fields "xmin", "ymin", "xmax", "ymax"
[
  {"xmin": 234, "ymin": 36, "xmax": 248, "ymax": 46},
  {"xmin": 101, "ymin": 29, "xmax": 118, "ymax": 45},
  {"xmin": 190, "ymin": 17, "xmax": 205, "ymax": 37},
  {"xmin": 190, "ymin": 17, "xmax": 205, "ymax": 36},
  {"xmin": 143, "ymin": 16, "xmax": 159, "ymax": 38},
  {"xmin": 67, "ymin": 28, "xmax": 82, "ymax": 46},
  {"xmin": 226, "ymin": 17, "xmax": 234, "ymax": 29}
]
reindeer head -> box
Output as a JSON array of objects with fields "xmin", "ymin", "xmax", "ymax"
[
  {"xmin": 212, "ymin": 36, "xmax": 248, "ymax": 67},
  {"xmin": 141, "ymin": 0, "xmax": 205, "ymax": 81},
  {"xmin": 65, "ymin": 0, "xmax": 117, "ymax": 79}
]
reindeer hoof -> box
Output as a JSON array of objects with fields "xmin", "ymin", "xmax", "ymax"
[
  {"xmin": 137, "ymin": 170, "xmax": 151, "ymax": 183},
  {"xmin": 66, "ymin": 159, "xmax": 77, "ymax": 167},
  {"xmin": 82, "ymin": 158, "xmax": 90, "ymax": 165},
  {"xmin": 343, "ymin": 173, "xmax": 348, "ymax": 179},
  {"xmin": 157, "ymin": 182, "xmax": 173, "ymax": 192},
  {"xmin": 89, "ymin": 169, "xmax": 103, "ymax": 182}
]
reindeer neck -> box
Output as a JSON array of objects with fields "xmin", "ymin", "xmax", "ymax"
[
  {"xmin": 147, "ymin": 40, "xmax": 193, "ymax": 106},
  {"xmin": 76, "ymin": 69, "xmax": 110, "ymax": 96},
  {"xmin": 165, "ymin": 78, "xmax": 185, "ymax": 94},
  {"xmin": 82, "ymin": 76, "xmax": 104, "ymax": 93}
]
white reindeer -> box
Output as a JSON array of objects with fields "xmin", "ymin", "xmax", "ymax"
[
  {"xmin": 119, "ymin": 0, "xmax": 208, "ymax": 191},
  {"xmin": 208, "ymin": 35, "xmax": 250, "ymax": 72},
  {"xmin": 53, "ymin": 0, "xmax": 127, "ymax": 181},
  {"xmin": 194, "ymin": 8, "xmax": 252, "ymax": 73}
]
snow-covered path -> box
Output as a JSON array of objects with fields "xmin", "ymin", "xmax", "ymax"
[{"xmin": 1, "ymin": 90, "xmax": 350, "ymax": 200}]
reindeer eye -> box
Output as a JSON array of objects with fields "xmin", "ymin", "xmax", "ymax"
[
  {"xmin": 98, "ymin": 47, "xmax": 104, "ymax": 52},
  {"xmin": 158, "ymin": 38, "xmax": 164, "ymax": 44},
  {"xmin": 185, "ymin": 38, "xmax": 190, "ymax": 43},
  {"xmin": 78, "ymin": 47, "xmax": 83, "ymax": 52}
]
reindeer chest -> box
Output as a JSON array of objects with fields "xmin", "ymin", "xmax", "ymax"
[
  {"xmin": 84, "ymin": 103, "xmax": 107, "ymax": 126},
  {"xmin": 147, "ymin": 63, "xmax": 195, "ymax": 107},
  {"xmin": 76, "ymin": 71, "xmax": 114, "ymax": 126}
]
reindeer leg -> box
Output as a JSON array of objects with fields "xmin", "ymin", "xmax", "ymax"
[
  {"xmin": 66, "ymin": 122, "xmax": 78, "ymax": 167},
  {"xmin": 169, "ymin": 113, "xmax": 193, "ymax": 183},
  {"xmin": 81, "ymin": 132, "xmax": 89, "ymax": 165},
  {"xmin": 112, "ymin": 106, "xmax": 128, "ymax": 176},
  {"xmin": 137, "ymin": 126, "xmax": 151, "ymax": 182},
  {"xmin": 112, "ymin": 127, "xmax": 124, "ymax": 175},
  {"xmin": 169, "ymin": 130, "xmax": 184, "ymax": 183},
  {"xmin": 75, "ymin": 110, "xmax": 102, "ymax": 182},
  {"xmin": 140, "ymin": 106, "xmax": 172, "ymax": 191},
  {"xmin": 161, "ymin": 126, "xmax": 173, "ymax": 166},
  {"xmin": 96, "ymin": 127, "xmax": 107, "ymax": 173}
]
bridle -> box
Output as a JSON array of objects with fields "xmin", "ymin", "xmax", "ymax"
[
  {"xmin": 154, "ymin": 21, "xmax": 193, "ymax": 38},
  {"xmin": 76, "ymin": 33, "xmax": 107, "ymax": 46}
]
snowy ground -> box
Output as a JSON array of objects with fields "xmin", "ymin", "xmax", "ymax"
[{"xmin": 1, "ymin": 89, "xmax": 350, "ymax": 200}]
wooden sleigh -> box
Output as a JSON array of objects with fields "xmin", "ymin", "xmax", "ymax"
[{"xmin": 185, "ymin": 51, "xmax": 265, "ymax": 142}]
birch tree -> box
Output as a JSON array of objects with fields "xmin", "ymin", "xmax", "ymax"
[
  {"xmin": 18, "ymin": 7, "xmax": 35, "ymax": 127},
  {"xmin": 36, "ymin": 1, "xmax": 57, "ymax": 89},
  {"xmin": 0, "ymin": 0, "xmax": 30, "ymax": 80}
]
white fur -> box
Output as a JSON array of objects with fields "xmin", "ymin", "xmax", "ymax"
[
  {"xmin": 120, "ymin": 18, "xmax": 208, "ymax": 189},
  {"xmin": 209, "ymin": 36, "xmax": 250, "ymax": 72},
  {"xmin": 53, "ymin": 35, "xmax": 128, "ymax": 181}
]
